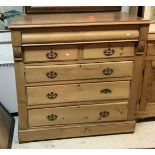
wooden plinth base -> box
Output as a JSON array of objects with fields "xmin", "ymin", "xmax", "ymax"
[{"xmin": 19, "ymin": 121, "xmax": 136, "ymax": 143}]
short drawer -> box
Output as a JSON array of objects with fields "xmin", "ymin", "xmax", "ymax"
[
  {"xmin": 27, "ymin": 81, "xmax": 130, "ymax": 105},
  {"xmin": 28, "ymin": 102, "xmax": 128, "ymax": 127},
  {"xmin": 25, "ymin": 61, "xmax": 133, "ymax": 83},
  {"xmin": 83, "ymin": 43, "xmax": 135, "ymax": 59},
  {"xmin": 23, "ymin": 45, "xmax": 79, "ymax": 63}
]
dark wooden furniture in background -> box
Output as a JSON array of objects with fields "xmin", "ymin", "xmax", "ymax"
[
  {"xmin": 136, "ymin": 7, "xmax": 155, "ymax": 119},
  {"xmin": 137, "ymin": 33, "xmax": 155, "ymax": 118},
  {"xmin": 0, "ymin": 102, "xmax": 15, "ymax": 148},
  {"xmin": 25, "ymin": 6, "xmax": 121, "ymax": 14}
]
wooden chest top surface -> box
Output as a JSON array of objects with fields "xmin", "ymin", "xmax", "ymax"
[{"xmin": 9, "ymin": 12, "xmax": 150, "ymax": 29}]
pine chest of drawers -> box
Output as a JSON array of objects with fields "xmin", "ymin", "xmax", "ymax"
[{"xmin": 9, "ymin": 12, "xmax": 150, "ymax": 143}]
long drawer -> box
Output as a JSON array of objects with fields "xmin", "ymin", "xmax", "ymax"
[
  {"xmin": 25, "ymin": 61, "xmax": 133, "ymax": 83},
  {"xmin": 22, "ymin": 30, "xmax": 139, "ymax": 44},
  {"xmin": 28, "ymin": 102, "xmax": 128, "ymax": 127},
  {"xmin": 23, "ymin": 45, "xmax": 79, "ymax": 63},
  {"xmin": 26, "ymin": 81, "xmax": 130, "ymax": 105}
]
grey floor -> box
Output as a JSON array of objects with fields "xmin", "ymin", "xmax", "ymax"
[{"xmin": 12, "ymin": 117, "xmax": 155, "ymax": 149}]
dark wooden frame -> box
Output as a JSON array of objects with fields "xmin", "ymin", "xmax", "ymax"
[
  {"xmin": 0, "ymin": 102, "xmax": 15, "ymax": 149},
  {"xmin": 25, "ymin": 6, "xmax": 121, "ymax": 14}
]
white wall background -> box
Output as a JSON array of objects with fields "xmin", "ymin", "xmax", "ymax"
[
  {"xmin": 0, "ymin": 32, "xmax": 18, "ymax": 113},
  {"xmin": 0, "ymin": 64, "xmax": 17, "ymax": 113}
]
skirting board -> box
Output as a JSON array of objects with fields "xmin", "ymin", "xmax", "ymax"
[{"xmin": 19, "ymin": 121, "xmax": 136, "ymax": 143}]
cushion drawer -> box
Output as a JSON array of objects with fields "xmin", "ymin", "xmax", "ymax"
[
  {"xmin": 28, "ymin": 102, "xmax": 128, "ymax": 127},
  {"xmin": 24, "ymin": 45, "xmax": 79, "ymax": 63},
  {"xmin": 22, "ymin": 30, "xmax": 139, "ymax": 44},
  {"xmin": 25, "ymin": 61, "xmax": 133, "ymax": 83},
  {"xmin": 83, "ymin": 43, "xmax": 135, "ymax": 59},
  {"xmin": 27, "ymin": 81, "xmax": 130, "ymax": 105}
]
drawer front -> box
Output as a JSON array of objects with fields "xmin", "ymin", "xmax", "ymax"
[
  {"xmin": 83, "ymin": 43, "xmax": 135, "ymax": 59},
  {"xmin": 24, "ymin": 45, "xmax": 79, "ymax": 63},
  {"xmin": 25, "ymin": 61, "xmax": 133, "ymax": 83},
  {"xmin": 28, "ymin": 102, "xmax": 128, "ymax": 127},
  {"xmin": 22, "ymin": 30, "xmax": 139, "ymax": 44},
  {"xmin": 27, "ymin": 81, "xmax": 130, "ymax": 105}
]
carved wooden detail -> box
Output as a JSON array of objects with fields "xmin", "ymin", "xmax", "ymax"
[
  {"xmin": 13, "ymin": 47, "xmax": 22, "ymax": 61},
  {"xmin": 136, "ymin": 41, "xmax": 146, "ymax": 55}
]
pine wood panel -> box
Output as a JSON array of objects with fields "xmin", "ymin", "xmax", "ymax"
[
  {"xmin": 128, "ymin": 24, "xmax": 149, "ymax": 120},
  {"xmin": 152, "ymin": 61, "xmax": 155, "ymax": 68},
  {"xmin": 147, "ymin": 44, "xmax": 155, "ymax": 56},
  {"xmin": 14, "ymin": 59, "xmax": 28, "ymax": 130},
  {"xmin": 11, "ymin": 31, "xmax": 21, "ymax": 46},
  {"xmin": 26, "ymin": 81, "xmax": 130, "ymax": 105},
  {"xmin": 83, "ymin": 43, "xmax": 135, "ymax": 59},
  {"xmin": 147, "ymin": 81, "xmax": 155, "ymax": 102},
  {"xmin": 140, "ymin": 60, "xmax": 155, "ymax": 107},
  {"xmin": 25, "ymin": 61, "xmax": 133, "ymax": 83},
  {"xmin": 139, "ymin": 61, "xmax": 152, "ymax": 111},
  {"xmin": 148, "ymin": 33, "xmax": 155, "ymax": 41},
  {"xmin": 141, "ymin": 103, "xmax": 155, "ymax": 118},
  {"xmin": 28, "ymin": 102, "xmax": 128, "ymax": 127},
  {"xmin": 137, "ymin": 102, "xmax": 155, "ymax": 118}
]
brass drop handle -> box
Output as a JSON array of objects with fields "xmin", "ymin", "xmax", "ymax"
[
  {"xmin": 47, "ymin": 114, "xmax": 58, "ymax": 121},
  {"xmin": 103, "ymin": 68, "xmax": 113, "ymax": 75},
  {"xmin": 47, "ymin": 71, "xmax": 57, "ymax": 78},
  {"xmin": 47, "ymin": 92, "xmax": 58, "ymax": 99},
  {"xmin": 100, "ymin": 88, "xmax": 112, "ymax": 94},
  {"xmin": 104, "ymin": 48, "xmax": 115, "ymax": 56},
  {"xmin": 99, "ymin": 111, "xmax": 110, "ymax": 118},
  {"xmin": 46, "ymin": 50, "xmax": 57, "ymax": 59}
]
